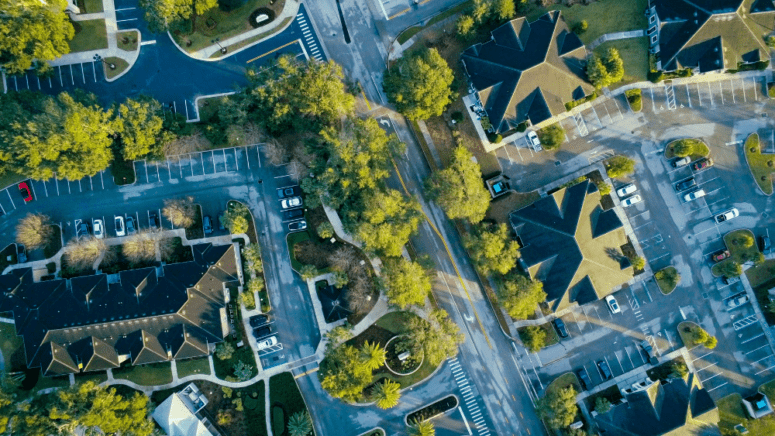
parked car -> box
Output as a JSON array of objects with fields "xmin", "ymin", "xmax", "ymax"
[
  {"xmin": 115, "ymin": 216, "xmax": 126, "ymax": 237},
  {"xmin": 18, "ymin": 182, "xmax": 32, "ymax": 202},
  {"xmin": 282, "ymin": 209, "xmax": 304, "ymax": 220},
  {"xmin": 76, "ymin": 221, "xmax": 90, "ymax": 239},
  {"xmin": 640, "ymin": 340, "xmax": 659, "ymax": 364},
  {"xmin": 597, "ymin": 360, "xmax": 613, "ymax": 380},
  {"xmin": 616, "ymin": 184, "xmax": 637, "ymax": 198},
  {"xmin": 288, "ymin": 220, "xmax": 307, "ymax": 232},
  {"xmin": 281, "ymin": 197, "xmax": 303, "ymax": 209},
  {"xmin": 683, "ymin": 189, "xmax": 706, "ymax": 202},
  {"xmin": 249, "ymin": 315, "xmax": 270, "ymax": 328},
  {"xmin": 672, "ymin": 156, "xmax": 691, "ymax": 168},
  {"xmin": 256, "ymin": 335, "xmax": 278, "ymax": 351},
  {"xmin": 760, "ymin": 235, "xmax": 772, "ymax": 254},
  {"xmin": 715, "ymin": 208, "xmax": 739, "ymax": 223},
  {"xmin": 576, "ymin": 368, "xmax": 592, "ymax": 390},
  {"xmin": 605, "ymin": 295, "xmax": 621, "ymax": 314},
  {"xmin": 692, "ymin": 157, "xmax": 714, "ymax": 171},
  {"xmin": 552, "ymin": 318, "xmax": 569, "ymax": 338},
  {"xmin": 203, "ymin": 216, "xmax": 213, "ymax": 234},
  {"xmin": 674, "ymin": 177, "xmax": 696, "ymax": 192},
  {"xmin": 723, "ymin": 276, "xmax": 741, "ymax": 285},
  {"xmin": 149, "ymin": 212, "xmax": 160, "ymax": 230},
  {"xmin": 724, "ymin": 292, "xmax": 749, "ymax": 310},
  {"xmin": 711, "ymin": 249, "xmax": 730, "ymax": 262},
  {"xmin": 621, "ymin": 195, "xmax": 642, "ymax": 208},
  {"xmin": 125, "ymin": 216, "xmax": 137, "ymax": 235},
  {"xmin": 16, "ymin": 244, "xmax": 26, "ymax": 264},
  {"xmin": 93, "ymin": 219, "xmax": 105, "ymax": 239},
  {"xmin": 253, "ymin": 325, "xmax": 272, "ymax": 339},
  {"xmin": 527, "ymin": 131, "xmax": 542, "ymax": 151},
  {"xmin": 277, "ymin": 186, "xmax": 299, "ymax": 199}
]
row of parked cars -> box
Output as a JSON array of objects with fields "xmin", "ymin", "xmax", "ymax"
[
  {"xmin": 277, "ymin": 185, "xmax": 307, "ymax": 232},
  {"xmin": 248, "ymin": 314, "xmax": 278, "ymax": 351},
  {"xmin": 77, "ymin": 214, "xmax": 153, "ymax": 239}
]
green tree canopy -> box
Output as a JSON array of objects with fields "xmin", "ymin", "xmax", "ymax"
[
  {"xmin": 319, "ymin": 344, "xmax": 373, "ymax": 402},
  {"xmin": 374, "ymin": 379, "xmax": 401, "ymax": 409},
  {"xmin": 605, "ymin": 155, "xmax": 636, "ymax": 178},
  {"xmin": 382, "ymin": 258, "xmax": 432, "ymax": 308},
  {"xmin": 536, "ymin": 385, "xmax": 579, "ymax": 429},
  {"xmin": 463, "ymin": 223, "xmax": 520, "ymax": 276},
  {"xmin": 114, "ymin": 96, "xmax": 170, "ymax": 160},
  {"xmin": 347, "ymin": 189, "xmax": 422, "ymax": 257},
  {"xmin": 519, "ymin": 325, "xmax": 546, "ymax": 352},
  {"xmin": 220, "ymin": 201, "xmax": 250, "ymax": 234},
  {"xmin": 162, "ymin": 196, "xmax": 197, "ymax": 228},
  {"xmin": 246, "ymin": 55, "xmax": 354, "ymax": 134},
  {"xmin": 0, "ymin": 0, "xmax": 74, "ymax": 75},
  {"xmin": 288, "ymin": 411, "xmax": 313, "ymax": 436},
  {"xmin": 425, "ymin": 145, "xmax": 490, "ymax": 223},
  {"xmin": 140, "ymin": 0, "xmax": 218, "ymax": 33},
  {"xmin": 404, "ymin": 309, "xmax": 464, "ymax": 366},
  {"xmin": 408, "ymin": 419, "xmax": 436, "ymax": 436},
  {"xmin": 498, "ymin": 274, "xmax": 546, "ymax": 320},
  {"xmin": 360, "ymin": 341, "xmax": 386, "ymax": 371},
  {"xmin": 587, "ymin": 48, "xmax": 625, "ymax": 88},
  {"xmin": 16, "ymin": 213, "xmax": 53, "ymax": 250},
  {"xmin": 538, "ymin": 123, "xmax": 565, "ymax": 150},
  {"xmin": 384, "ymin": 48, "xmax": 456, "ymax": 121}
]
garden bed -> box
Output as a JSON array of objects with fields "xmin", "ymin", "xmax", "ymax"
[
  {"xmin": 104, "ymin": 57, "xmax": 129, "ymax": 80},
  {"xmin": 43, "ymin": 225, "xmax": 62, "ymax": 259},
  {"xmin": 214, "ymin": 287, "xmax": 257, "ymax": 380},
  {"xmin": 384, "ymin": 335, "xmax": 423, "ymax": 376},
  {"xmin": 116, "ymin": 30, "xmax": 138, "ymax": 51},
  {"xmin": 655, "ymin": 266, "xmax": 679, "ymax": 294},
  {"xmin": 185, "ymin": 204, "xmax": 204, "ymax": 240},
  {"xmin": 406, "ymin": 395, "xmax": 458, "ymax": 423},
  {"xmin": 162, "ymin": 237, "xmax": 194, "ymax": 264},
  {"xmin": 677, "ymin": 321, "xmax": 700, "ymax": 350},
  {"xmin": 664, "ymin": 138, "xmax": 710, "ymax": 161},
  {"xmin": 747, "ymin": 260, "xmax": 775, "ymax": 326},
  {"xmin": 712, "ymin": 229, "xmax": 760, "ymax": 277},
  {"xmin": 625, "ymin": 88, "xmax": 642, "ymax": 112},
  {"xmin": 269, "ymin": 372, "xmax": 314, "ymax": 436},
  {"xmin": 744, "ymin": 132, "xmax": 775, "ymax": 195},
  {"xmin": 647, "ymin": 357, "xmax": 688, "ymax": 382}
]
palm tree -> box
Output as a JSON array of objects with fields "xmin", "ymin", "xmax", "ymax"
[
  {"xmin": 408, "ymin": 419, "xmax": 435, "ymax": 436},
  {"xmin": 373, "ymin": 379, "xmax": 401, "ymax": 409},
  {"xmin": 360, "ymin": 341, "xmax": 386, "ymax": 371},
  {"xmin": 287, "ymin": 411, "xmax": 313, "ymax": 436}
]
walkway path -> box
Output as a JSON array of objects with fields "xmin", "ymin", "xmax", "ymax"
[{"xmin": 586, "ymin": 30, "xmax": 646, "ymax": 51}]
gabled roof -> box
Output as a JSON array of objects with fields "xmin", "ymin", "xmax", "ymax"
[
  {"xmin": 69, "ymin": 336, "xmax": 119, "ymax": 372},
  {"xmin": 39, "ymin": 342, "xmax": 78, "ymax": 376},
  {"xmin": 509, "ymin": 180, "xmax": 631, "ymax": 312},
  {"xmin": 461, "ymin": 11, "xmax": 593, "ymax": 134}
]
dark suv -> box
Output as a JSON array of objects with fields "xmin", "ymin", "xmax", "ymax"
[
  {"xmin": 253, "ymin": 325, "xmax": 272, "ymax": 339},
  {"xmin": 249, "ymin": 315, "xmax": 269, "ymax": 328},
  {"xmin": 576, "ymin": 368, "xmax": 592, "ymax": 390},
  {"xmin": 552, "ymin": 318, "xmax": 569, "ymax": 338},
  {"xmin": 597, "ymin": 360, "xmax": 613, "ymax": 380},
  {"xmin": 282, "ymin": 209, "xmax": 304, "ymax": 220},
  {"xmin": 674, "ymin": 177, "xmax": 696, "ymax": 192}
]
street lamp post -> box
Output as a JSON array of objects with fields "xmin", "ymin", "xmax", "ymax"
[
  {"xmin": 212, "ymin": 38, "xmax": 227, "ymax": 54},
  {"xmin": 93, "ymin": 54, "xmax": 115, "ymax": 70}
]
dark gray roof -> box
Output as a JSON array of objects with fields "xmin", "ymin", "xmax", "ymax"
[
  {"xmin": 0, "ymin": 243, "xmax": 238, "ymax": 376},
  {"xmin": 461, "ymin": 11, "xmax": 593, "ymax": 134}
]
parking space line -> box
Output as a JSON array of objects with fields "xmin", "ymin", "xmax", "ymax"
[
  {"xmin": 729, "ymin": 80, "xmax": 735, "ymax": 104},
  {"xmin": 741, "ymin": 79, "xmax": 747, "ymax": 102},
  {"xmin": 614, "ymin": 351, "xmax": 625, "ymax": 373},
  {"xmin": 685, "ymin": 84, "xmax": 692, "ymax": 108},
  {"xmin": 624, "ymin": 347, "xmax": 635, "ymax": 368},
  {"xmin": 696, "ymin": 83, "xmax": 703, "ymax": 106},
  {"xmin": 223, "ymin": 148, "xmax": 228, "ymax": 172},
  {"xmin": 42, "ymin": 181, "xmax": 48, "ymax": 197},
  {"xmin": 742, "ymin": 333, "xmax": 765, "ymax": 344},
  {"xmin": 707, "ymin": 382, "xmax": 728, "ymax": 392},
  {"xmin": 100, "ymin": 171, "xmax": 104, "ymax": 189},
  {"xmin": 92, "ymin": 61, "xmax": 96, "ymax": 81},
  {"xmin": 693, "ymin": 351, "xmax": 713, "ymax": 362},
  {"xmin": 650, "ymin": 87, "xmax": 656, "ymax": 111},
  {"xmin": 234, "ymin": 148, "xmax": 240, "ymax": 171},
  {"xmin": 167, "ymin": 159, "xmax": 172, "ymax": 180},
  {"xmin": 6, "ymin": 189, "xmax": 15, "ymax": 210},
  {"xmin": 702, "ymin": 371, "xmax": 723, "ymax": 382},
  {"xmin": 755, "ymin": 364, "xmax": 775, "ymax": 375},
  {"xmin": 718, "ymin": 80, "xmax": 723, "ymax": 104},
  {"xmin": 89, "ymin": 176, "xmax": 93, "ymax": 190},
  {"xmin": 752, "ymin": 354, "xmax": 774, "ymax": 365},
  {"xmin": 753, "ymin": 77, "xmax": 760, "ymax": 100},
  {"xmin": 201, "ymin": 152, "xmax": 205, "ymax": 174},
  {"xmin": 697, "ymin": 362, "xmax": 716, "ymax": 372},
  {"xmin": 745, "ymin": 344, "xmax": 769, "ymax": 355}
]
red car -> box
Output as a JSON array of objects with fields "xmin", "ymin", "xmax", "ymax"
[
  {"xmin": 692, "ymin": 158, "xmax": 714, "ymax": 171},
  {"xmin": 18, "ymin": 182, "xmax": 32, "ymax": 202},
  {"xmin": 712, "ymin": 249, "xmax": 730, "ymax": 262}
]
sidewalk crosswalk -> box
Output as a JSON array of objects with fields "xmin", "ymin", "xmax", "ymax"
[
  {"xmin": 296, "ymin": 13, "xmax": 324, "ymax": 62},
  {"xmin": 449, "ymin": 357, "xmax": 491, "ymax": 436}
]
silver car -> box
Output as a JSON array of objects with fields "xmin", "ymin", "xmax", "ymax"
[{"xmin": 527, "ymin": 131, "xmax": 543, "ymax": 151}]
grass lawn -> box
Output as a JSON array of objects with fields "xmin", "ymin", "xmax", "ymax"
[
  {"xmin": 211, "ymin": 16, "xmax": 293, "ymax": 58},
  {"xmin": 112, "ymin": 362, "xmax": 173, "ymax": 386},
  {"xmin": 0, "ymin": 173, "xmax": 25, "ymax": 190},
  {"xmin": 398, "ymin": 0, "xmax": 473, "ymax": 44},
  {"xmin": 68, "ymin": 19, "xmax": 108, "ymax": 53},
  {"xmin": 116, "ymin": 30, "xmax": 139, "ymax": 52},
  {"xmin": 677, "ymin": 321, "xmax": 700, "ymax": 350},
  {"xmin": 214, "ymin": 287, "xmax": 258, "ymax": 380},
  {"xmin": 761, "ymin": 378, "xmax": 775, "ymax": 403},
  {"xmin": 655, "ymin": 266, "xmax": 679, "ymax": 295},
  {"xmin": 713, "ymin": 229, "xmax": 760, "ymax": 276},
  {"xmin": 748, "ymin": 260, "xmax": 775, "ymax": 325},
  {"xmin": 242, "ymin": 380, "xmax": 268, "ymax": 436},
  {"xmin": 744, "ymin": 133, "xmax": 775, "ymax": 195},
  {"xmin": 358, "ymin": 430, "xmax": 385, "ymax": 436},
  {"xmin": 104, "ymin": 57, "xmax": 129, "ymax": 80},
  {"xmin": 545, "ymin": 372, "xmax": 581, "ymax": 397},
  {"xmin": 665, "ymin": 138, "xmax": 710, "ymax": 160},
  {"xmin": 176, "ymin": 357, "xmax": 211, "ymax": 378},
  {"xmin": 43, "ymin": 226, "xmax": 63, "ymax": 259},
  {"xmin": 593, "ymin": 37, "xmax": 649, "ymax": 87},
  {"xmin": 286, "ymin": 230, "xmax": 312, "ymax": 272},
  {"xmin": 77, "ymin": 0, "xmax": 104, "ymax": 13},
  {"xmin": 526, "ymin": 0, "xmax": 648, "ymax": 44},
  {"xmin": 584, "ymin": 384, "xmax": 623, "ymax": 411},
  {"xmin": 0, "ymin": 323, "xmax": 23, "ymax": 369},
  {"xmin": 269, "ymin": 372, "xmax": 313, "ymax": 436},
  {"xmin": 74, "ymin": 371, "xmax": 108, "ymax": 385},
  {"xmin": 717, "ymin": 394, "xmax": 748, "ymax": 434}
]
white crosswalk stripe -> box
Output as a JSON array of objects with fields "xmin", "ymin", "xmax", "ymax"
[{"xmin": 446, "ymin": 358, "xmax": 490, "ymax": 436}]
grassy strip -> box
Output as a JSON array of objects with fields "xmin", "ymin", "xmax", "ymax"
[
  {"xmin": 78, "ymin": 0, "xmax": 104, "ymax": 13},
  {"xmin": 210, "ymin": 16, "xmax": 294, "ymax": 58},
  {"xmin": 43, "ymin": 226, "xmax": 63, "ymax": 259},
  {"xmin": 116, "ymin": 30, "xmax": 139, "ymax": 52},
  {"xmin": 68, "ymin": 19, "xmax": 108, "ymax": 53},
  {"xmin": 286, "ymin": 230, "xmax": 311, "ymax": 272},
  {"xmin": 625, "ymin": 89, "xmax": 642, "ymax": 112},
  {"xmin": 397, "ymin": 1, "xmax": 473, "ymax": 45},
  {"xmin": 677, "ymin": 321, "xmax": 700, "ymax": 350},
  {"xmin": 270, "ymin": 372, "xmax": 314, "ymax": 436},
  {"xmin": 545, "ymin": 372, "xmax": 581, "ymax": 397},
  {"xmin": 655, "ymin": 266, "xmax": 679, "ymax": 295},
  {"xmin": 176, "ymin": 357, "xmax": 211, "ymax": 378},
  {"xmin": 112, "ymin": 362, "xmax": 173, "ymax": 386},
  {"xmin": 664, "ymin": 138, "xmax": 710, "ymax": 160},
  {"xmin": 744, "ymin": 133, "xmax": 774, "ymax": 195},
  {"xmin": 104, "ymin": 57, "xmax": 129, "ymax": 80},
  {"xmin": 525, "ymin": 0, "xmax": 648, "ymax": 44},
  {"xmin": 185, "ymin": 204, "xmax": 204, "ymax": 240},
  {"xmin": 409, "ymin": 120, "xmax": 438, "ymax": 171}
]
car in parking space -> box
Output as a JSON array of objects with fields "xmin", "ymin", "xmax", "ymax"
[
  {"xmin": 711, "ymin": 249, "xmax": 730, "ymax": 262},
  {"xmin": 256, "ymin": 335, "xmax": 278, "ymax": 351},
  {"xmin": 203, "ymin": 216, "xmax": 213, "ymax": 235},
  {"xmin": 724, "ymin": 292, "xmax": 749, "ymax": 310},
  {"xmin": 674, "ymin": 177, "xmax": 696, "ymax": 192},
  {"xmin": 277, "ymin": 186, "xmax": 299, "ymax": 199},
  {"xmin": 149, "ymin": 212, "xmax": 160, "ymax": 230},
  {"xmin": 597, "ymin": 359, "xmax": 613, "ymax": 380},
  {"xmin": 249, "ymin": 315, "xmax": 270, "ymax": 328},
  {"xmin": 640, "ymin": 340, "xmax": 659, "ymax": 365},
  {"xmin": 692, "ymin": 157, "xmax": 714, "ymax": 171},
  {"xmin": 288, "ymin": 220, "xmax": 307, "ymax": 232},
  {"xmin": 18, "ymin": 182, "xmax": 32, "ymax": 202},
  {"xmin": 253, "ymin": 325, "xmax": 272, "ymax": 339},
  {"xmin": 672, "ymin": 156, "xmax": 691, "ymax": 168},
  {"xmin": 125, "ymin": 216, "xmax": 137, "ymax": 235},
  {"xmin": 552, "ymin": 318, "xmax": 568, "ymax": 338},
  {"xmin": 76, "ymin": 221, "xmax": 90, "ymax": 239},
  {"xmin": 605, "ymin": 295, "xmax": 621, "ymax": 314},
  {"xmin": 282, "ymin": 209, "xmax": 304, "ymax": 220},
  {"xmin": 715, "ymin": 208, "xmax": 739, "ymax": 223},
  {"xmin": 723, "ymin": 276, "xmax": 740, "ymax": 285},
  {"xmin": 616, "ymin": 184, "xmax": 637, "ymax": 198},
  {"xmin": 621, "ymin": 195, "xmax": 642, "ymax": 208},
  {"xmin": 16, "ymin": 244, "xmax": 26, "ymax": 263},
  {"xmin": 760, "ymin": 235, "xmax": 772, "ymax": 254},
  {"xmin": 683, "ymin": 189, "xmax": 706, "ymax": 202},
  {"xmin": 281, "ymin": 196, "xmax": 303, "ymax": 209},
  {"xmin": 115, "ymin": 216, "xmax": 126, "ymax": 237},
  {"xmin": 93, "ymin": 219, "xmax": 105, "ymax": 239},
  {"xmin": 527, "ymin": 131, "xmax": 542, "ymax": 151},
  {"xmin": 576, "ymin": 368, "xmax": 592, "ymax": 390}
]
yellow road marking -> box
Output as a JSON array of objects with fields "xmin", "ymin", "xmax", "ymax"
[
  {"xmin": 246, "ymin": 40, "xmax": 301, "ymax": 63},
  {"xmin": 358, "ymin": 81, "xmax": 372, "ymax": 111},
  {"xmin": 389, "ymin": 7, "xmax": 411, "ymax": 20},
  {"xmin": 389, "ymin": 156, "xmax": 493, "ymax": 349},
  {"xmin": 294, "ymin": 367, "xmax": 319, "ymax": 378}
]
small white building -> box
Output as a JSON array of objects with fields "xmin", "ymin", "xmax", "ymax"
[{"xmin": 152, "ymin": 383, "xmax": 218, "ymax": 436}]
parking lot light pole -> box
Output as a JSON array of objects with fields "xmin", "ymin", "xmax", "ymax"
[
  {"xmin": 212, "ymin": 38, "xmax": 227, "ymax": 54},
  {"xmin": 93, "ymin": 54, "xmax": 115, "ymax": 70}
]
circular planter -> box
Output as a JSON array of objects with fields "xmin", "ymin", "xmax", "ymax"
[{"xmin": 384, "ymin": 335, "xmax": 423, "ymax": 376}]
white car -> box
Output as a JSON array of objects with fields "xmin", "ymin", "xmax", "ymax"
[
  {"xmin": 616, "ymin": 184, "xmax": 637, "ymax": 198},
  {"xmin": 93, "ymin": 219, "xmax": 105, "ymax": 239},
  {"xmin": 621, "ymin": 195, "xmax": 642, "ymax": 207},
  {"xmin": 115, "ymin": 216, "xmax": 126, "ymax": 237},
  {"xmin": 256, "ymin": 335, "xmax": 278, "ymax": 351},
  {"xmin": 715, "ymin": 208, "xmax": 739, "ymax": 223},
  {"xmin": 683, "ymin": 189, "xmax": 706, "ymax": 202},
  {"xmin": 605, "ymin": 295, "xmax": 621, "ymax": 314},
  {"xmin": 281, "ymin": 196, "xmax": 302, "ymax": 209},
  {"xmin": 672, "ymin": 156, "xmax": 691, "ymax": 168},
  {"xmin": 527, "ymin": 131, "xmax": 542, "ymax": 151}
]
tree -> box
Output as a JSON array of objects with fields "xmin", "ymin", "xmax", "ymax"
[
  {"xmin": 382, "ymin": 258, "xmax": 431, "ymax": 308},
  {"xmin": 471, "ymin": 0, "xmax": 489, "ymax": 23},
  {"xmin": 300, "ymin": 264, "xmax": 319, "ymax": 280},
  {"xmin": 242, "ymin": 243, "xmax": 263, "ymax": 272},
  {"xmin": 403, "ymin": 309, "xmax": 464, "ymax": 366},
  {"xmin": 605, "ymin": 156, "xmax": 636, "ymax": 178},
  {"xmin": 233, "ymin": 360, "xmax": 254, "ymax": 381},
  {"xmin": 536, "ymin": 386, "xmax": 578, "ymax": 429},
  {"xmin": 669, "ymin": 360, "xmax": 689, "ymax": 378},
  {"xmin": 325, "ymin": 325, "xmax": 353, "ymax": 351},
  {"xmin": 140, "ymin": 0, "xmax": 218, "ymax": 33},
  {"xmin": 163, "ymin": 196, "xmax": 197, "ymax": 228},
  {"xmin": 374, "ymin": 379, "xmax": 401, "ymax": 409},
  {"xmin": 0, "ymin": 0, "xmax": 74, "ymax": 75},
  {"xmin": 596, "ymin": 182, "xmax": 612, "ymax": 196},
  {"xmin": 351, "ymin": 189, "xmax": 422, "ymax": 257},
  {"xmin": 672, "ymin": 139, "xmax": 696, "ymax": 158},
  {"xmin": 247, "ymin": 277, "xmax": 264, "ymax": 294},
  {"xmin": 631, "ymin": 256, "xmax": 646, "ymax": 270},
  {"xmin": 457, "ymin": 15, "xmax": 475, "ymax": 39},
  {"xmin": 519, "ymin": 325, "xmax": 546, "ymax": 352},
  {"xmin": 239, "ymin": 290, "xmax": 256, "ymax": 309},
  {"xmin": 123, "ymin": 231, "xmax": 160, "ymax": 264},
  {"xmin": 319, "ymin": 344, "xmax": 373, "ymax": 402},
  {"xmin": 408, "ymin": 419, "xmax": 435, "ymax": 436},
  {"xmin": 332, "ymin": 270, "xmax": 349, "ymax": 288},
  {"xmin": 498, "ymin": 274, "xmax": 546, "ymax": 320},
  {"xmin": 691, "ymin": 326, "xmax": 718, "ymax": 349},
  {"xmin": 245, "ymin": 55, "xmax": 354, "ymax": 134},
  {"xmin": 66, "ymin": 237, "xmax": 107, "ymax": 270},
  {"xmin": 464, "ymin": 223, "xmax": 520, "ymax": 276},
  {"xmin": 537, "ymin": 123, "xmax": 565, "ymax": 150},
  {"xmin": 425, "ymin": 146, "xmax": 490, "ymax": 223},
  {"xmin": 573, "ymin": 20, "xmax": 588, "ymax": 35},
  {"xmin": 732, "ymin": 233, "xmax": 754, "ymax": 248},
  {"xmin": 716, "ymin": 261, "xmax": 742, "ymax": 278},
  {"xmin": 16, "ymin": 213, "xmax": 54, "ymax": 250},
  {"xmin": 288, "ymin": 411, "xmax": 313, "ymax": 436},
  {"xmin": 317, "ymin": 222, "xmax": 334, "ymax": 239},
  {"xmin": 603, "ymin": 48, "xmax": 625, "ymax": 83},
  {"xmin": 220, "ymin": 201, "xmax": 250, "ymax": 234},
  {"xmin": 587, "ymin": 48, "xmax": 625, "ymax": 88},
  {"xmin": 595, "ymin": 397, "xmax": 612, "ymax": 414},
  {"xmin": 216, "ymin": 341, "xmax": 235, "ymax": 360},
  {"xmin": 493, "ymin": 0, "xmax": 515, "ymax": 20},
  {"xmin": 114, "ymin": 97, "xmax": 169, "ymax": 160},
  {"xmin": 655, "ymin": 267, "xmax": 680, "ymax": 289},
  {"xmin": 360, "ymin": 341, "xmax": 386, "ymax": 371},
  {"xmin": 384, "ymin": 48, "xmax": 456, "ymax": 121},
  {"xmin": 216, "ymin": 409, "xmax": 233, "ymax": 426}
]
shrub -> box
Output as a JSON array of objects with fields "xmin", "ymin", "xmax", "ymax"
[
  {"xmin": 300, "ymin": 264, "xmax": 318, "ymax": 280},
  {"xmin": 655, "ymin": 267, "xmax": 679, "ymax": 289},
  {"xmin": 537, "ymin": 123, "xmax": 565, "ymax": 150},
  {"xmin": 605, "ymin": 156, "xmax": 636, "ymax": 178},
  {"xmin": 216, "ymin": 342, "xmax": 235, "ymax": 360},
  {"xmin": 239, "ymin": 290, "xmax": 256, "ymax": 309},
  {"xmin": 481, "ymin": 116, "xmax": 492, "ymax": 131},
  {"xmin": 572, "ymin": 20, "xmax": 588, "ymax": 35},
  {"xmin": 519, "ymin": 325, "xmax": 546, "ymax": 352},
  {"xmin": 492, "ymin": 134, "xmax": 503, "ymax": 143},
  {"xmin": 732, "ymin": 234, "xmax": 754, "ymax": 248},
  {"xmin": 631, "ymin": 256, "xmax": 646, "ymax": 270},
  {"xmin": 716, "ymin": 261, "xmax": 742, "ymax": 278},
  {"xmin": 595, "ymin": 397, "xmax": 612, "ymax": 414},
  {"xmin": 596, "ymin": 182, "xmax": 612, "ymax": 196},
  {"xmin": 451, "ymin": 111, "xmax": 464, "ymax": 123},
  {"xmin": 317, "ymin": 222, "xmax": 334, "ymax": 239},
  {"xmin": 516, "ymin": 121, "xmax": 528, "ymax": 132},
  {"xmin": 691, "ymin": 326, "xmax": 718, "ymax": 349},
  {"xmin": 767, "ymin": 35, "xmax": 775, "ymax": 48}
]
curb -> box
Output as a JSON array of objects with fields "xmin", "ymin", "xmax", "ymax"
[
  {"xmin": 106, "ymin": 29, "xmax": 142, "ymax": 83},
  {"xmin": 741, "ymin": 133, "xmax": 774, "ymax": 196}
]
